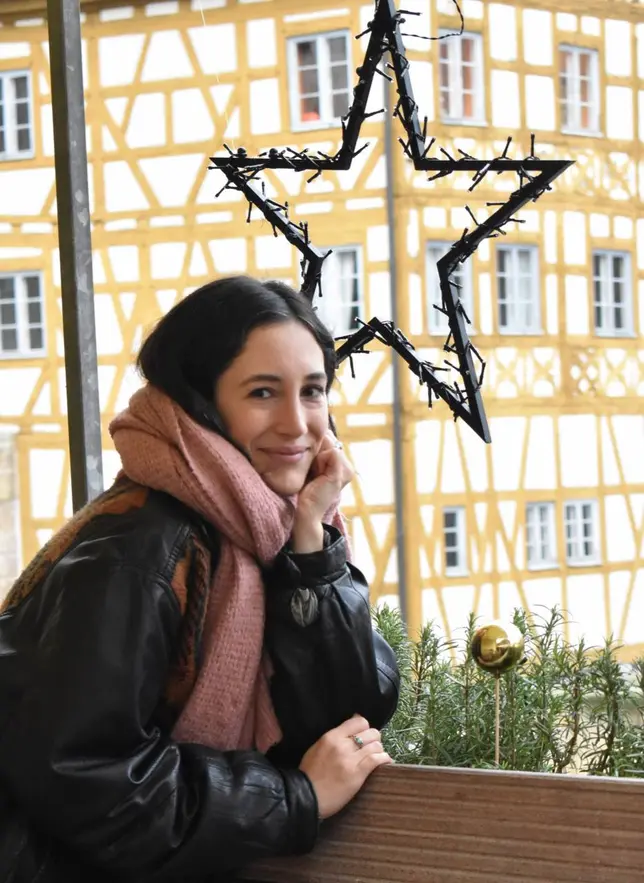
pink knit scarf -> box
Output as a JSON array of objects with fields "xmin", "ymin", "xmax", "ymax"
[{"xmin": 110, "ymin": 384, "xmax": 336, "ymax": 754}]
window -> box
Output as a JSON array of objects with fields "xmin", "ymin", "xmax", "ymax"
[
  {"xmin": 592, "ymin": 251, "xmax": 632, "ymax": 337},
  {"xmin": 0, "ymin": 273, "xmax": 45, "ymax": 358},
  {"xmin": 439, "ymin": 32, "xmax": 484, "ymax": 123},
  {"xmin": 526, "ymin": 503, "xmax": 557, "ymax": 569},
  {"xmin": 443, "ymin": 507, "xmax": 467, "ymax": 575},
  {"xmin": 0, "ymin": 71, "xmax": 33, "ymax": 159},
  {"xmin": 559, "ymin": 46, "xmax": 599, "ymax": 134},
  {"xmin": 564, "ymin": 500, "xmax": 599, "ymax": 565},
  {"xmin": 496, "ymin": 245, "xmax": 540, "ymax": 334},
  {"xmin": 426, "ymin": 242, "xmax": 474, "ymax": 334},
  {"xmin": 316, "ymin": 247, "xmax": 364, "ymax": 336},
  {"xmin": 288, "ymin": 32, "xmax": 351, "ymax": 130}
]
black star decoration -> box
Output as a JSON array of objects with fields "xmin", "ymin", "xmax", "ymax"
[{"xmin": 209, "ymin": 0, "xmax": 573, "ymax": 443}]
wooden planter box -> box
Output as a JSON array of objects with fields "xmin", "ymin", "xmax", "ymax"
[{"xmin": 244, "ymin": 764, "xmax": 644, "ymax": 882}]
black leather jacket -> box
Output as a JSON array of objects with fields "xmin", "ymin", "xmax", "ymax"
[{"xmin": 0, "ymin": 489, "xmax": 399, "ymax": 883}]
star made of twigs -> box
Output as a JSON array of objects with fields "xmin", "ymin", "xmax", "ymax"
[{"xmin": 208, "ymin": 0, "xmax": 573, "ymax": 442}]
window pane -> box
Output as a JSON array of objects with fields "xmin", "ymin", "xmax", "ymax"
[
  {"xmin": 300, "ymin": 96, "xmax": 320, "ymax": 122},
  {"xmin": 445, "ymin": 533, "xmax": 457, "ymax": 550},
  {"xmin": 446, "ymin": 550, "xmax": 458, "ymax": 569},
  {"xmin": 0, "ymin": 303, "xmax": 15, "ymax": 324},
  {"xmin": 330, "ymin": 64, "xmax": 348, "ymax": 91},
  {"xmin": 27, "ymin": 301, "xmax": 42, "ymax": 324},
  {"xmin": 612, "ymin": 255, "xmax": 624, "ymax": 280},
  {"xmin": 332, "ymin": 91, "xmax": 349, "ymax": 119},
  {"xmin": 297, "ymin": 41, "xmax": 317, "ymax": 67},
  {"xmin": 17, "ymin": 128, "xmax": 31, "ymax": 152},
  {"xmin": 1, "ymin": 328, "xmax": 17, "ymax": 351},
  {"xmin": 444, "ymin": 511, "xmax": 456, "ymax": 529},
  {"xmin": 25, "ymin": 276, "xmax": 40, "ymax": 299},
  {"xmin": 13, "ymin": 76, "xmax": 28, "ymax": 100},
  {"xmin": 299, "ymin": 68, "xmax": 319, "ymax": 95},
  {"xmin": 594, "ymin": 304, "xmax": 602, "ymax": 330},
  {"xmin": 592, "ymin": 253, "xmax": 601, "ymax": 277},
  {"xmin": 16, "ymin": 102, "xmax": 29, "ymax": 126},
  {"xmin": 327, "ymin": 36, "xmax": 346, "ymax": 62},
  {"xmin": 0, "ymin": 278, "xmax": 15, "ymax": 300},
  {"xmin": 462, "ymin": 39, "xmax": 473, "ymax": 63},
  {"xmin": 29, "ymin": 327, "xmax": 43, "ymax": 351},
  {"xmin": 518, "ymin": 249, "xmax": 532, "ymax": 274}
]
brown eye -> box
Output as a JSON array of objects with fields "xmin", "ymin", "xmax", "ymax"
[{"xmin": 302, "ymin": 385, "xmax": 325, "ymax": 399}]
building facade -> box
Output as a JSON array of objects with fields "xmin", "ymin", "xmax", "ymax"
[{"xmin": 0, "ymin": 0, "xmax": 643, "ymax": 656}]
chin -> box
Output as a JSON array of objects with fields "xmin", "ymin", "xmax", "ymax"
[{"xmin": 262, "ymin": 470, "xmax": 307, "ymax": 497}]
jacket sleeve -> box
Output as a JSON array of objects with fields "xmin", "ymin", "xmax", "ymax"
[
  {"xmin": 0, "ymin": 542, "xmax": 318, "ymax": 880},
  {"xmin": 264, "ymin": 525, "xmax": 400, "ymax": 766}
]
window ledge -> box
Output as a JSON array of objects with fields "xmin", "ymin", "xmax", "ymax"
[
  {"xmin": 0, "ymin": 150, "xmax": 36, "ymax": 163},
  {"xmin": 593, "ymin": 330, "xmax": 637, "ymax": 340},
  {"xmin": 440, "ymin": 117, "xmax": 487, "ymax": 128},
  {"xmin": 566, "ymin": 559, "xmax": 601, "ymax": 568},
  {"xmin": 445, "ymin": 568, "xmax": 469, "ymax": 579},
  {"xmin": 498, "ymin": 329, "xmax": 544, "ymax": 336},
  {"xmin": 292, "ymin": 119, "xmax": 342, "ymax": 133},
  {"xmin": 0, "ymin": 350, "xmax": 46, "ymax": 361},
  {"xmin": 561, "ymin": 129, "xmax": 602, "ymax": 138},
  {"xmin": 527, "ymin": 562, "xmax": 559, "ymax": 572}
]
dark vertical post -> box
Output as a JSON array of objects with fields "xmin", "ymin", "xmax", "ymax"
[
  {"xmin": 47, "ymin": 0, "xmax": 103, "ymax": 510},
  {"xmin": 384, "ymin": 78, "xmax": 408, "ymax": 625}
]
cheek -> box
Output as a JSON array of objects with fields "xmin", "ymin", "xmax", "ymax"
[{"xmin": 224, "ymin": 411, "xmax": 266, "ymax": 453}]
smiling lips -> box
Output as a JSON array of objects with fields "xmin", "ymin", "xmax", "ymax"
[{"xmin": 261, "ymin": 446, "xmax": 309, "ymax": 463}]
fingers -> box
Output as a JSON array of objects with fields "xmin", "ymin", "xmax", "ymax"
[{"xmin": 336, "ymin": 715, "xmax": 370, "ymax": 738}]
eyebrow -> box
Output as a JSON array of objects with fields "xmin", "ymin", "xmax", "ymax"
[{"xmin": 241, "ymin": 372, "xmax": 327, "ymax": 386}]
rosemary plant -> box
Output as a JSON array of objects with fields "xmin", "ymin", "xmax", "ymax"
[{"xmin": 373, "ymin": 605, "xmax": 644, "ymax": 776}]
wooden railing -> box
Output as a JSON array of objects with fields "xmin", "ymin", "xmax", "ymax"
[{"xmin": 244, "ymin": 764, "xmax": 644, "ymax": 882}]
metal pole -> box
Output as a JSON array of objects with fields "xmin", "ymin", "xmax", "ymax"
[
  {"xmin": 47, "ymin": 0, "xmax": 103, "ymax": 510},
  {"xmin": 384, "ymin": 79, "xmax": 408, "ymax": 625}
]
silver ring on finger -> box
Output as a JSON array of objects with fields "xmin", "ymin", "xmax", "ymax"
[{"xmin": 352, "ymin": 734, "xmax": 364, "ymax": 749}]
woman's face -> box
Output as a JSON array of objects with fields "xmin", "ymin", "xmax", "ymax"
[{"xmin": 215, "ymin": 320, "xmax": 329, "ymax": 496}]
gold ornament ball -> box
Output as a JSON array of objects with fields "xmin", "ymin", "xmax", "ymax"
[{"xmin": 470, "ymin": 620, "xmax": 525, "ymax": 674}]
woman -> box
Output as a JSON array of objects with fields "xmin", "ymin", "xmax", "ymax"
[{"xmin": 0, "ymin": 276, "xmax": 399, "ymax": 883}]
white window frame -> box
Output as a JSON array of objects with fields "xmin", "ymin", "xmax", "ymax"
[
  {"xmin": 564, "ymin": 500, "xmax": 600, "ymax": 566},
  {"xmin": 0, "ymin": 272, "xmax": 46, "ymax": 359},
  {"xmin": 496, "ymin": 244, "xmax": 541, "ymax": 334},
  {"xmin": 426, "ymin": 242, "xmax": 474, "ymax": 335},
  {"xmin": 438, "ymin": 31, "xmax": 485, "ymax": 124},
  {"xmin": 0, "ymin": 70, "xmax": 34, "ymax": 161},
  {"xmin": 526, "ymin": 502, "xmax": 557, "ymax": 570},
  {"xmin": 592, "ymin": 250, "xmax": 633, "ymax": 337},
  {"xmin": 559, "ymin": 45, "xmax": 600, "ymax": 135},
  {"xmin": 316, "ymin": 246, "xmax": 364, "ymax": 337},
  {"xmin": 287, "ymin": 31, "xmax": 352, "ymax": 131},
  {"xmin": 443, "ymin": 506, "xmax": 467, "ymax": 576}
]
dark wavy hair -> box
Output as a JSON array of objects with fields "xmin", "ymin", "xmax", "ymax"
[{"xmin": 137, "ymin": 276, "xmax": 336, "ymax": 435}]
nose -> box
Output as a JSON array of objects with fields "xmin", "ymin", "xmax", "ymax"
[{"xmin": 276, "ymin": 394, "xmax": 308, "ymax": 438}]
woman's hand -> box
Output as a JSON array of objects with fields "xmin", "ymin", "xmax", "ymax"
[
  {"xmin": 291, "ymin": 432, "xmax": 354, "ymax": 553},
  {"xmin": 298, "ymin": 715, "xmax": 392, "ymax": 820}
]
